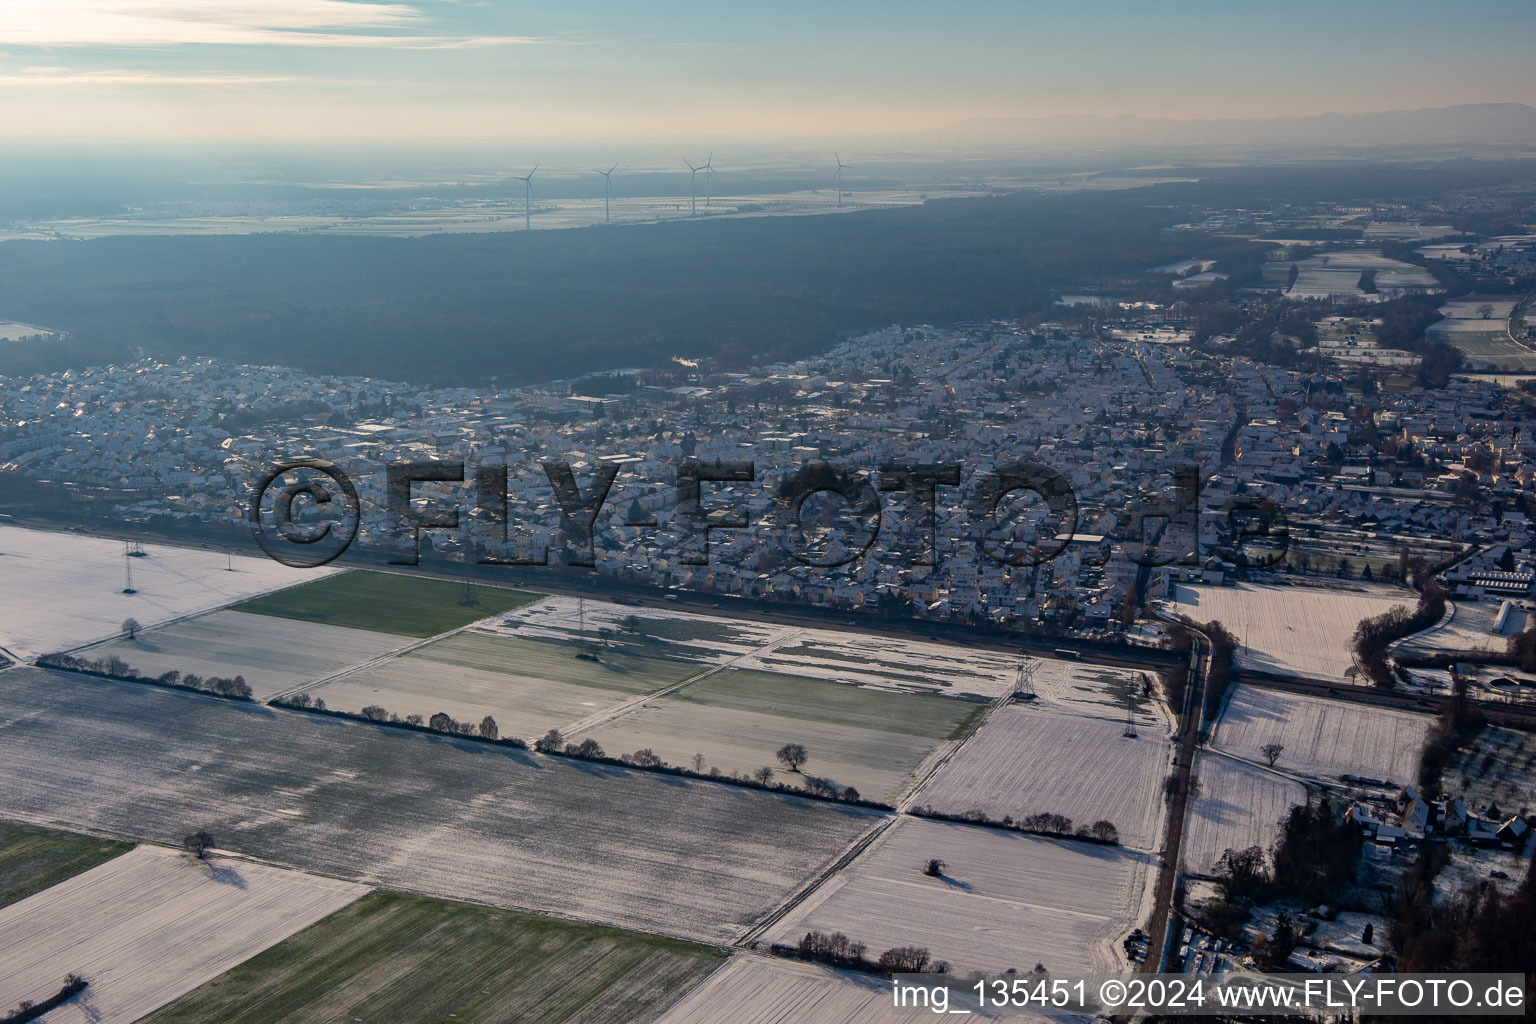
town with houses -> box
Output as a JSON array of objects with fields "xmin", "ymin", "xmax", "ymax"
[{"xmin": 3, "ymin": 195, "xmax": 1536, "ymax": 1018}]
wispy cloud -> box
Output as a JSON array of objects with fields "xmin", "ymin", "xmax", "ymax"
[
  {"xmin": 0, "ymin": 66, "xmax": 292, "ymax": 85},
  {"xmin": 2, "ymin": 0, "xmax": 546, "ymax": 48}
]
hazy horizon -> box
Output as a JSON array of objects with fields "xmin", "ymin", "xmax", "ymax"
[{"xmin": 3, "ymin": 0, "xmax": 1534, "ymax": 143}]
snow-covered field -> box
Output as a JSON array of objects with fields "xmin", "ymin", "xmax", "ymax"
[
  {"xmin": 744, "ymin": 632, "xmax": 1020, "ymax": 700},
  {"xmin": 657, "ymin": 954, "xmax": 1011, "ymax": 1023},
  {"xmin": 0, "ymin": 667, "xmax": 880, "ymax": 943},
  {"xmin": 768, "ymin": 817, "xmax": 1151, "ymax": 974},
  {"xmin": 484, "ymin": 595, "xmax": 784, "ymax": 664},
  {"xmin": 1396, "ymin": 598, "xmax": 1524, "ymax": 658},
  {"xmin": 1164, "ymin": 581, "xmax": 1415, "ymax": 680},
  {"xmin": 916, "ymin": 707, "xmax": 1170, "ymax": 850},
  {"xmin": 1213, "ymin": 685, "xmax": 1430, "ymax": 783},
  {"xmin": 488, "ymin": 594, "xmax": 1113, "ymax": 708},
  {"xmin": 0, "ymin": 845, "xmax": 366, "ymax": 1024},
  {"xmin": 1286, "ymin": 251, "xmax": 1440, "ymax": 301},
  {"xmin": 1183, "ymin": 755, "xmax": 1306, "ymax": 876},
  {"xmin": 0, "ymin": 526, "xmax": 324, "ymax": 661},
  {"xmin": 82, "ymin": 610, "xmax": 414, "ymax": 700}
]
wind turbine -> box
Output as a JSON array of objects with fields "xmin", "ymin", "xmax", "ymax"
[
  {"xmin": 512, "ymin": 165, "xmax": 538, "ymax": 230},
  {"xmin": 834, "ymin": 153, "xmax": 848, "ymax": 208},
  {"xmin": 685, "ymin": 157, "xmax": 702, "ymax": 215},
  {"xmin": 592, "ymin": 162, "xmax": 618, "ymax": 223}
]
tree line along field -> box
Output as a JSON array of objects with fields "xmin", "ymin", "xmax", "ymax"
[
  {"xmin": 232, "ymin": 570, "xmax": 540, "ymax": 637},
  {"xmin": 0, "ymin": 668, "xmax": 881, "ymax": 943},
  {"xmin": 0, "ymin": 524, "xmax": 331, "ymax": 661},
  {"xmin": 142, "ymin": 891, "xmax": 727, "ymax": 1024},
  {"xmin": 1182, "ymin": 754, "xmax": 1306, "ymax": 877},
  {"xmin": 1212, "ymin": 684, "xmax": 1430, "ymax": 784},
  {"xmin": 0, "ymin": 845, "xmax": 368, "ymax": 1024},
  {"xmin": 0, "ymin": 820, "xmax": 130, "ymax": 911},
  {"xmin": 578, "ymin": 667, "xmax": 986, "ymax": 803},
  {"xmin": 80, "ymin": 610, "xmax": 418, "ymax": 701},
  {"xmin": 766, "ymin": 816, "xmax": 1151, "ymax": 975},
  {"xmin": 299, "ymin": 629, "xmax": 707, "ymax": 741},
  {"xmin": 913, "ymin": 707, "xmax": 1171, "ymax": 850}
]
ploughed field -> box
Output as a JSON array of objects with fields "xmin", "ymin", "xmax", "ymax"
[
  {"xmin": 81, "ymin": 610, "xmax": 416, "ymax": 701},
  {"xmin": 0, "ymin": 845, "xmax": 367, "ymax": 1024},
  {"xmin": 655, "ymin": 954, "xmax": 1011, "ymax": 1024},
  {"xmin": 1183, "ymin": 754, "xmax": 1306, "ymax": 876},
  {"xmin": 766, "ymin": 816, "xmax": 1151, "ymax": 975},
  {"xmin": 0, "ymin": 668, "xmax": 882, "ymax": 943},
  {"xmin": 0, "ymin": 524, "xmax": 328, "ymax": 661},
  {"xmin": 915, "ymin": 706, "xmax": 1170, "ymax": 850},
  {"xmin": 1213, "ymin": 684, "xmax": 1429, "ymax": 784}
]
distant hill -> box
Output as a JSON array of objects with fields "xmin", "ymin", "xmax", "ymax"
[{"xmin": 951, "ymin": 103, "xmax": 1536, "ymax": 149}]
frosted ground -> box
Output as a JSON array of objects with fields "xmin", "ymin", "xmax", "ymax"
[
  {"xmin": 1183, "ymin": 754, "xmax": 1306, "ymax": 876},
  {"xmin": 486, "ymin": 595, "xmax": 786, "ymax": 664},
  {"xmin": 657, "ymin": 955, "xmax": 1013, "ymax": 1024},
  {"xmin": 1214, "ymin": 684, "xmax": 1430, "ymax": 783},
  {"xmin": 1163, "ymin": 581, "xmax": 1417, "ymax": 680},
  {"xmin": 82, "ymin": 610, "xmax": 415, "ymax": 701},
  {"xmin": 489, "ymin": 595, "xmax": 1138, "ymax": 709},
  {"xmin": 499, "ymin": 595, "xmax": 1019, "ymax": 700},
  {"xmin": 1285, "ymin": 251, "xmax": 1440, "ymax": 301},
  {"xmin": 768, "ymin": 816, "xmax": 1151, "ymax": 974},
  {"xmin": 1396, "ymin": 598, "xmax": 1527, "ymax": 658},
  {"xmin": 0, "ymin": 845, "xmax": 366, "ymax": 1024},
  {"xmin": 579, "ymin": 667, "xmax": 984, "ymax": 803},
  {"xmin": 915, "ymin": 707, "xmax": 1171, "ymax": 850},
  {"xmin": 0, "ymin": 525, "xmax": 324, "ymax": 661},
  {"xmin": 303, "ymin": 629, "xmax": 709, "ymax": 739},
  {"xmin": 0, "ymin": 668, "xmax": 880, "ymax": 943}
]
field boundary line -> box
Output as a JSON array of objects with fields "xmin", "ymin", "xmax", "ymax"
[
  {"xmin": 894, "ymin": 674, "xmax": 1015, "ymax": 809},
  {"xmin": 736, "ymin": 813, "xmax": 896, "ymax": 948}
]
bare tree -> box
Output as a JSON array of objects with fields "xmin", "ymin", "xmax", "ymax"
[
  {"xmin": 535, "ymin": 728, "xmax": 564, "ymax": 753},
  {"xmin": 776, "ymin": 742, "xmax": 809, "ymax": 772},
  {"xmin": 1261, "ymin": 742, "xmax": 1285, "ymax": 768},
  {"xmin": 753, "ymin": 766, "xmax": 776, "ymax": 785},
  {"xmin": 360, "ymin": 705, "xmax": 390, "ymax": 722},
  {"xmin": 182, "ymin": 830, "xmax": 215, "ymax": 860},
  {"xmin": 479, "ymin": 716, "xmax": 499, "ymax": 740},
  {"xmin": 1478, "ymin": 302, "xmax": 1495, "ymax": 320},
  {"xmin": 924, "ymin": 858, "xmax": 946, "ymax": 877},
  {"xmin": 627, "ymin": 748, "xmax": 662, "ymax": 768},
  {"xmin": 691, "ymin": 752, "xmax": 708, "ymax": 773},
  {"xmin": 121, "ymin": 617, "xmax": 141, "ymax": 640}
]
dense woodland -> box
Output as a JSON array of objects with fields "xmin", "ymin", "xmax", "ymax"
[{"xmin": 0, "ymin": 188, "xmax": 1212, "ymax": 385}]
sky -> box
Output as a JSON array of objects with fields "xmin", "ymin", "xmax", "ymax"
[{"xmin": 1, "ymin": 0, "xmax": 1533, "ymax": 142}]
